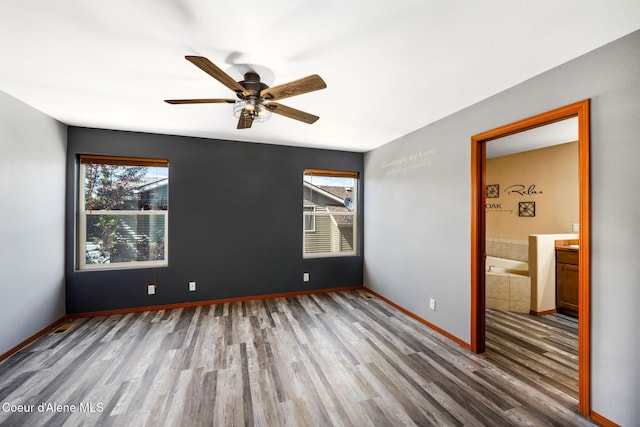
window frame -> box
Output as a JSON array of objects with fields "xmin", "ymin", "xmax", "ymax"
[
  {"xmin": 77, "ymin": 155, "xmax": 169, "ymax": 271},
  {"xmin": 303, "ymin": 169, "xmax": 358, "ymax": 258}
]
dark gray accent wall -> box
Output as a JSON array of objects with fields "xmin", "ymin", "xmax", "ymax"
[{"xmin": 65, "ymin": 127, "xmax": 363, "ymax": 314}]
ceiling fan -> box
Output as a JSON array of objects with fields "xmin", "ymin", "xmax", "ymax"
[{"xmin": 165, "ymin": 56, "xmax": 327, "ymax": 129}]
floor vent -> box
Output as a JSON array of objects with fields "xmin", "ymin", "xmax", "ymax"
[
  {"xmin": 360, "ymin": 292, "xmax": 373, "ymax": 300},
  {"xmin": 51, "ymin": 323, "xmax": 76, "ymax": 335}
]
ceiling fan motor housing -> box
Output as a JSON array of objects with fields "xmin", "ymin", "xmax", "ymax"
[{"xmin": 238, "ymin": 72, "xmax": 269, "ymax": 99}]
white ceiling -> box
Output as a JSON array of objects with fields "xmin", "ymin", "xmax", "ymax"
[{"xmin": 1, "ymin": 1, "xmax": 639, "ymax": 152}]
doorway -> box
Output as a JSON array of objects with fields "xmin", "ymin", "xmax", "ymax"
[{"xmin": 470, "ymin": 100, "xmax": 590, "ymax": 416}]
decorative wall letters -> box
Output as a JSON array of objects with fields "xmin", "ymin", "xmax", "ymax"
[{"xmin": 486, "ymin": 183, "xmax": 540, "ymax": 217}]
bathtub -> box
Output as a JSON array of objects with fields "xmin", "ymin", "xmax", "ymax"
[
  {"xmin": 486, "ymin": 256, "xmax": 528, "ymax": 276},
  {"xmin": 486, "ymin": 256, "xmax": 531, "ymax": 313}
]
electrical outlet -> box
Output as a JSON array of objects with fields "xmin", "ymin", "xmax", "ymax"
[
  {"xmin": 303, "ymin": 272, "xmax": 310, "ymax": 282},
  {"xmin": 429, "ymin": 298, "xmax": 436, "ymax": 311},
  {"xmin": 572, "ymin": 223, "xmax": 579, "ymax": 232},
  {"xmin": 148, "ymin": 284, "xmax": 156, "ymax": 295},
  {"xmin": 189, "ymin": 281, "xmax": 196, "ymax": 292}
]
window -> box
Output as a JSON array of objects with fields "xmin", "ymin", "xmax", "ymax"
[
  {"xmin": 304, "ymin": 206, "xmax": 316, "ymax": 232},
  {"xmin": 303, "ymin": 169, "xmax": 358, "ymax": 257},
  {"xmin": 78, "ymin": 155, "xmax": 169, "ymax": 270}
]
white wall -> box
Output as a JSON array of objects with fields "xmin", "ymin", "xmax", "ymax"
[
  {"xmin": 364, "ymin": 30, "xmax": 640, "ymax": 425},
  {"xmin": 0, "ymin": 91, "xmax": 66, "ymax": 356}
]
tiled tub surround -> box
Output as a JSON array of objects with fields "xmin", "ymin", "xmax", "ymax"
[
  {"xmin": 486, "ymin": 239, "xmax": 531, "ymax": 313},
  {"xmin": 486, "ymin": 256, "xmax": 531, "ymax": 313},
  {"xmin": 486, "ymin": 238, "xmax": 529, "ymax": 262}
]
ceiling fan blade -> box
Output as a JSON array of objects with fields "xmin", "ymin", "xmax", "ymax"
[
  {"xmin": 266, "ymin": 102, "xmax": 319, "ymax": 124},
  {"xmin": 185, "ymin": 55, "xmax": 247, "ymax": 94},
  {"xmin": 164, "ymin": 98, "xmax": 236, "ymax": 104},
  {"xmin": 260, "ymin": 74, "xmax": 326, "ymax": 101},
  {"xmin": 237, "ymin": 113, "xmax": 253, "ymax": 129}
]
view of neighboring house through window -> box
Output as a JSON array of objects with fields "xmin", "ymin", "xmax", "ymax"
[
  {"xmin": 303, "ymin": 206, "xmax": 316, "ymax": 232},
  {"xmin": 303, "ymin": 169, "xmax": 358, "ymax": 257},
  {"xmin": 78, "ymin": 155, "xmax": 169, "ymax": 270}
]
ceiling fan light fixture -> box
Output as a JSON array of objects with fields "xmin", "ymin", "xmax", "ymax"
[{"xmin": 233, "ymin": 99, "xmax": 271, "ymax": 123}]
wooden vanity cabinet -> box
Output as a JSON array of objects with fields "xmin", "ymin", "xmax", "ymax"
[{"xmin": 556, "ymin": 247, "xmax": 579, "ymax": 317}]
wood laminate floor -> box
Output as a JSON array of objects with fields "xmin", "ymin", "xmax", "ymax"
[
  {"xmin": 0, "ymin": 291, "xmax": 595, "ymax": 426},
  {"xmin": 485, "ymin": 309, "xmax": 581, "ymax": 403}
]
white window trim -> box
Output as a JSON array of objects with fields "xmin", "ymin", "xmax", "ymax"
[
  {"xmin": 303, "ymin": 173, "xmax": 358, "ymax": 258},
  {"xmin": 78, "ymin": 161, "xmax": 169, "ymax": 271}
]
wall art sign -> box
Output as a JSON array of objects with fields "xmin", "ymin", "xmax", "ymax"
[
  {"xmin": 381, "ymin": 148, "xmax": 438, "ymax": 176},
  {"xmin": 518, "ymin": 201, "xmax": 536, "ymax": 217},
  {"xmin": 486, "ymin": 184, "xmax": 500, "ymax": 198},
  {"xmin": 505, "ymin": 184, "xmax": 542, "ymax": 196}
]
